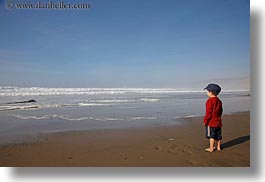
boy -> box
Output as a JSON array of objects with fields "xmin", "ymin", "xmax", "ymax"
[{"xmin": 203, "ymin": 83, "xmax": 223, "ymax": 152}]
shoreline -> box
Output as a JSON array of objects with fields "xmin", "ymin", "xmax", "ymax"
[
  {"xmin": 0, "ymin": 111, "xmax": 250, "ymax": 167},
  {"xmin": 0, "ymin": 111, "xmax": 249, "ymax": 145}
]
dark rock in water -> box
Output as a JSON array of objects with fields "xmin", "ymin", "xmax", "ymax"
[
  {"xmin": 26, "ymin": 99, "xmax": 37, "ymax": 103},
  {"xmin": 7, "ymin": 99, "xmax": 37, "ymax": 104}
]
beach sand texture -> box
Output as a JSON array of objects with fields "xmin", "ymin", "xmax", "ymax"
[{"xmin": 0, "ymin": 112, "xmax": 250, "ymax": 167}]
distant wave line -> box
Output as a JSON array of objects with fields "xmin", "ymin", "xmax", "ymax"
[{"xmin": 0, "ymin": 87, "xmax": 250, "ymax": 96}]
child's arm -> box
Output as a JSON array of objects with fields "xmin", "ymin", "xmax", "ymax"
[{"xmin": 203, "ymin": 100, "xmax": 212, "ymax": 125}]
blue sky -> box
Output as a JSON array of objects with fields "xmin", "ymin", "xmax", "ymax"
[{"xmin": 0, "ymin": 0, "xmax": 249, "ymax": 89}]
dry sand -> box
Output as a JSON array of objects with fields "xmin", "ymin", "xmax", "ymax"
[{"xmin": 0, "ymin": 112, "xmax": 250, "ymax": 167}]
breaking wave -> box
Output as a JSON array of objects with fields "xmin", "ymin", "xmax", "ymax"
[
  {"xmin": 8, "ymin": 114, "xmax": 158, "ymax": 121},
  {"xmin": 0, "ymin": 87, "xmax": 207, "ymax": 96},
  {"xmin": 0, "ymin": 97, "xmax": 160, "ymax": 111}
]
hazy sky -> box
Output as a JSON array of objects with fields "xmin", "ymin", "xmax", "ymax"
[{"xmin": 0, "ymin": 0, "xmax": 250, "ymax": 89}]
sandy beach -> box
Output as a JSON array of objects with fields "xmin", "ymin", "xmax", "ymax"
[{"xmin": 0, "ymin": 112, "xmax": 250, "ymax": 167}]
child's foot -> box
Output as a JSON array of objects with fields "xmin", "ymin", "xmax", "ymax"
[
  {"xmin": 217, "ymin": 147, "xmax": 222, "ymax": 151},
  {"xmin": 205, "ymin": 148, "xmax": 214, "ymax": 152}
]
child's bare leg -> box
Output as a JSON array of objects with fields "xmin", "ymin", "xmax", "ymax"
[
  {"xmin": 213, "ymin": 140, "xmax": 217, "ymax": 150},
  {"xmin": 210, "ymin": 138, "xmax": 215, "ymax": 150},
  {"xmin": 217, "ymin": 140, "xmax": 221, "ymax": 150},
  {"xmin": 205, "ymin": 138, "xmax": 215, "ymax": 152}
]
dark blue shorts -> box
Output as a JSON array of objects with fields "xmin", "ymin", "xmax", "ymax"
[{"xmin": 205, "ymin": 126, "xmax": 222, "ymax": 140}]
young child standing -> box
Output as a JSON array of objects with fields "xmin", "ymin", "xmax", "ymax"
[{"xmin": 203, "ymin": 83, "xmax": 223, "ymax": 152}]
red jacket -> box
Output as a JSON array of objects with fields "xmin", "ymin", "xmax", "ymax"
[{"xmin": 203, "ymin": 97, "xmax": 223, "ymax": 127}]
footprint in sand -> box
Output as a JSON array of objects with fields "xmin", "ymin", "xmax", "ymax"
[
  {"xmin": 186, "ymin": 160, "xmax": 193, "ymax": 165},
  {"xmin": 167, "ymin": 144, "xmax": 180, "ymax": 154},
  {"xmin": 154, "ymin": 146, "xmax": 161, "ymax": 151},
  {"xmin": 181, "ymin": 149, "xmax": 192, "ymax": 155},
  {"xmin": 184, "ymin": 144, "xmax": 193, "ymax": 149},
  {"xmin": 68, "ymin": 152, "xmax": 73, "ymax": 160},
  {"xmin": 123, "ymin": 157, "xmax": 128, "ymax": 161},
  {"xmin": 138, "ymin": 153, "xmax": 144, "ymax": 160},
  {"xmin": 167, "ymin": 144, "xmax": 193, "ymax": 155}
]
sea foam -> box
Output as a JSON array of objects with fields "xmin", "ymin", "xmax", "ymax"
[{"xmin": 0, "ymin": 87, "xmax": 206, "ymax": 96}]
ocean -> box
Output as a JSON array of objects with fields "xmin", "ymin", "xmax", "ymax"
[{"xmin": 0, "ymin": 87, "xmax": 250, "ymax": 144}]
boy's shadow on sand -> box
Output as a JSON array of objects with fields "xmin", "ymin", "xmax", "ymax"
[{"xmin": 221, "ymin": 135, "xmax": 250, "ymax": 149}]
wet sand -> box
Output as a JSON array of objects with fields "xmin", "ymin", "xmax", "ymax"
[{"xmin": 0, "ymin": 112, "xmax": 250, "ymax": 167}]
